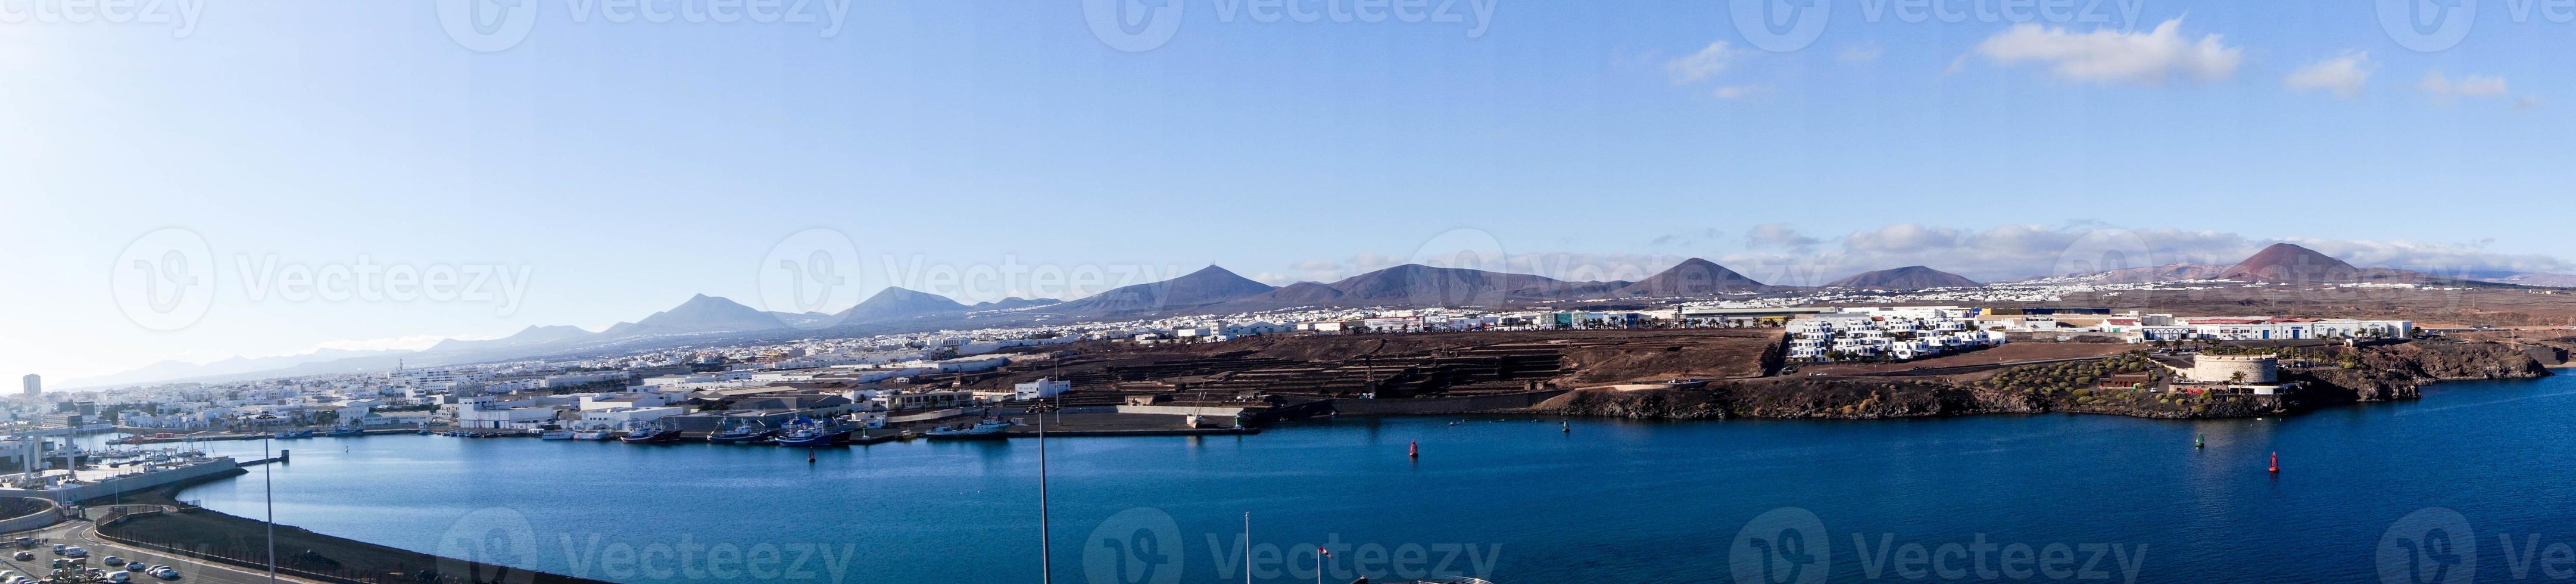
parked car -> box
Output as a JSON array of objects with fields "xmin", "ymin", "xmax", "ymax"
[
  {"xmin": 60, "ymin": 547, "xmax": 87, "ymax": 558},
  {"xmin": 102, "ymin": 555, "xmax": 124, "ymax": 567},
  {"xmin": 11, "ymin": 551, "xmax": 31, "ymax": 561},
  {"xmin": 126, "ymin": 561, "xmax": 146, "ymax": 571}
]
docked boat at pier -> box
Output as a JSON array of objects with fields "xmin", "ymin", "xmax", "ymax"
[
  {"xmin": 620, "ymin": 422, "xmax": 681, "ymax": 443},
  {"xmin": 706, "ymin": 420, "xmax": 775, "ymax": 444},
  {"xmin": 772, "ymin": 417, "xmax": 851, "ymax": 447},
  {"xmin": 925, "ymin": 418, "xmax": 1012, "ymax": 440}
]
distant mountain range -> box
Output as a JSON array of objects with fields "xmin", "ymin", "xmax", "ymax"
[
  {"xmin": 73, "ymin": 243, "xmax": 2569, "ymax": 390},
  {"xmin": 2483, "ymin": 272, "xmax": 2576, "ymax": 288},
  {"xmin": 1049, "ymin": 266, "xmax": 1279, "ymax": 316}
]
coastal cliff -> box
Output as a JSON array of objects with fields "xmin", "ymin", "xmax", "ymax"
[{"xmin": 1538, "ymin": 340, "xmax": 2549, "ymax": 421}]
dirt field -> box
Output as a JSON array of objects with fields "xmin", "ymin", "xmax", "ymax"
[{"xmin": 937, "ymin": 329, "xmax": 1786, "ymax": 395}]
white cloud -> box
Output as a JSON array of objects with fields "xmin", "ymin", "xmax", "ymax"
[
  {"xmin": 2284, "ymin": 51, "xmax": 2373, "ymax": 98},
  {"xmin": 1745, "ymin": 223, "xmax": 1821, "ymax": 253},
  {"xmin": 1713, "ymin": 85, "xmax": 1767, "ymax": 99},
  {"xmin": 2419, "ymin": 71, "xmax": 2510, "ymax": 102},
  {"xmin": 1975, "ymin": 18, "xmax": 2243, "ymax": 86},
  {"xmin": 1666, "ymin": 41, "xmax": 1744, "ymax": 83}
]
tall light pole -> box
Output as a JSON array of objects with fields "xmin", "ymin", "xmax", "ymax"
[
  {"xmin": 263, "ymin": 434, "xmax": 276, "ymax": 583},
  {"xmin": 1037, "ymin": 401, "xmax": 1050, "ymax": 584}
]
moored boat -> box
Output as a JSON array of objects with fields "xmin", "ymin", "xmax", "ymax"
[
  {"xmin": 271, "ymin": 430, "xmax": 315, "ymax": 439},
  {"xmin": 570, "ymin": 429, "xmax": 614, "ymax": 440},
  {"xmin": 706, "ymin": 420, "xmax": 774, "ymax": 444},
  {"xmin": 772, "ymin": 417, "xmax": 851, "ymax": 447},
  {"xmin": 620, "ymin": 422, "xmax": 681, "ymax": 443},
  {"xmin": 925, "ymin": 418, "xmax": 1012, "ymax": 440},
  {"xmin": 323, "ymin": 427, "xmax": 363, "ymax": 437},
  {"xmin": 537, "ymin": 430, "xmax": 575, "ymax": 440}
]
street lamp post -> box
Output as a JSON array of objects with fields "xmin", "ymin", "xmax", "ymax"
[{"xmin": 263, "ymin": 435, "xmax": 276, "ymax": 583}]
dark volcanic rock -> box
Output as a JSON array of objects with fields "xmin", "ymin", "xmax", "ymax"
[
  {"xmin": 1826, "ymin": 266, "xmax": 1978, "ymax": 290},
  {"xmin": 1617, "ymin": 258, "xmax": 1770, "ymax": 297}
]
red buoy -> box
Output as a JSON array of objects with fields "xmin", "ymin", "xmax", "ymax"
[
  {"xmin": 2268, "ymin": 452, "xmax": 2279, "ymax": 473},
  {"xmin": 1409, "ymin": 441, "xmax": 1419, "ymax": 458}
]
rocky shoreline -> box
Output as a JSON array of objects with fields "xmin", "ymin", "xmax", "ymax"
[{"xmin": 1533, "ymin": 339, "xmax": 2552, "ymax": 421}]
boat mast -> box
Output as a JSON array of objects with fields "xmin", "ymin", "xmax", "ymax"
[{"xmin": 1038, "ymin": 392, "xmax": 1052, "ymax": 584}]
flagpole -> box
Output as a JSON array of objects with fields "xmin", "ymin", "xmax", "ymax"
[
  {"xmin": 1038, "ymin": 403, "xmax": 1050, "ymax": 584},
  {"xmin": 1243, "ymin": 512, "xmax": 1251, "ymax": 584}
]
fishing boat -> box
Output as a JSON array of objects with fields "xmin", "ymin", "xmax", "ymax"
[
  {"xmin": 620, "ymin": 422, "xmax": 681, "ymax": 443},
  {"xmin": 705, "ymin": 419, "xmax": 775, "ymax": 444},
  {"xmin": 537, "ymin": 430, "xmax": 575, "ymax": 440},
  {"xmin": 271, "ymin": 430, "xmax": 314, "ymax": 439},
  {"xmin": 925, "ymin": 418, "xmax": 1013, "ymax": 440},
  {"xmin": 570, "ymin": 428, "xmax": 615, "ymax": 440},
  {"xmin": 772, "ymin": 417, "xmax": 851, "ymax": 447},
  {"xmin": 323, "ymin": 427, "xmax": 363, "ymax": 437}
]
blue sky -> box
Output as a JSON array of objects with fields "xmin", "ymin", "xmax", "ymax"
[{"xmin": 5, "ymin": 0, "xmax": 2572, "ymax": 382}]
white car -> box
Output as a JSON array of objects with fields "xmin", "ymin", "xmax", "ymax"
[
  {"xmin": 151, "ymin": 568, "xmax": 179, "ymax": 580},
  {"xmin": 60, "ymin": 547, "xmax": 87, "ymax": 558},
  {"xmin": 102, "ymin": 555, "xmax": 124, "ymax": 567}
]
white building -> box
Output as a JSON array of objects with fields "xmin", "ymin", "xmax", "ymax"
[{"xmin": 1013, "ymin": 377, "xmax": 1072, "ymax": 401}]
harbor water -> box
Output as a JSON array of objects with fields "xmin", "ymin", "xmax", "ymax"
[{"xmin": 163, "ymin": 374, "xmax": 2575, "ymax": 583}]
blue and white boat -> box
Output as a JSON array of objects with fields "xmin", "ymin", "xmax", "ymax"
[
  {"xmin": 706, "ymin": 420, "xmax": 774, "ymax": 444},
  {"xmin": 537, "ymin": 430, "xmax": 575, "ymax": 440},
  {"xmin": 271, "ymin": 430, "xmax": 314, "ymax": 439},
  {"xmin": 772, "ymin": 417, "xmax": 850, "ymax": 447}
]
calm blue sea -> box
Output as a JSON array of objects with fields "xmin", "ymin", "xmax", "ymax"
[{"xmin": 155, "ymin": 374, "xmax": 2575, "ymax": 583}]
